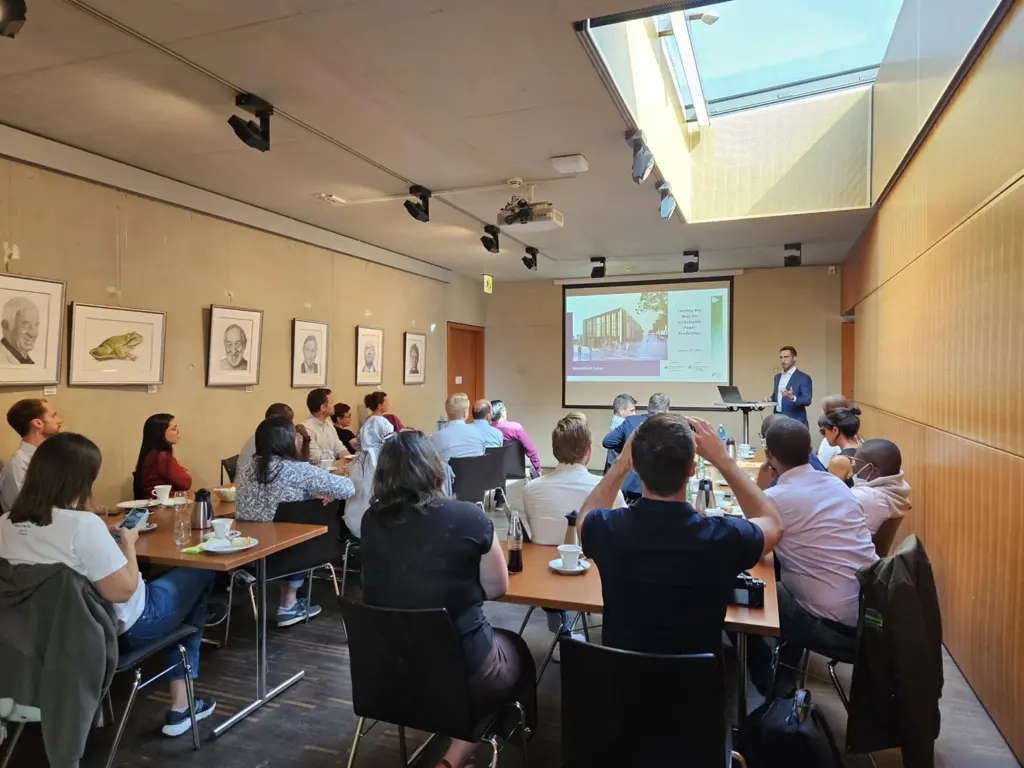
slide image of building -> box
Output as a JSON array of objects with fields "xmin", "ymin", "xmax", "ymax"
[{"xmin": 574, "ymin": 306, "xmax": 667, "ymax": 362}]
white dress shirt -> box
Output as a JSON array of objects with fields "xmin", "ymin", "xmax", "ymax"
[
  {"xmin": 764, "ymin": 464, "xmax": 877, "ymax": 626},
  {"xmin": 521, "ymin": 463, "xmax": 626, "ymax": 545},
  {"xmin": 0, "ymin": 441, "xmax": 36, "ymax": 513},
  {"xmin": 302, "ymin": 415, "xmax": 345, "ymax": 463},
  {"xmin": 775, "ymin": 368, "xmax": 796, "ymax": 413}
]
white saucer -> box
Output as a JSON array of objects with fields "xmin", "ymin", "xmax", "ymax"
[
  {"xmin": 156, "ymin": 497, "xmax": 189, "ymax": 507},
  {"xmin": 139, "ymin": 522, "xmax": 158, "ymax": 533},
  {"xmin": 548, "ymin": 558, "xmax": 591, "ymax": 576},
  {"xmin": 203, "ymin": 530, "xmax": 241, "ymax": 540},
  {"xmin": 201, "ymin": 536, "xmax": 257, "ymax": 554},
  {"xmin": 117, "ymin": 499, "xmax": 158, "ymax": 509}
]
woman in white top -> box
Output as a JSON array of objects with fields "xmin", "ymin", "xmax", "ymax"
[
  {"xmin": 0, "ymin": 433, "xmax": 217, "ymax": 738},
  {"xmin": 344, "ymin": 413, "xmax": 395, "ymax": 539},
  {"xmin": 815, "ymin": 394, "xmax": 853, "ymax": 466}
]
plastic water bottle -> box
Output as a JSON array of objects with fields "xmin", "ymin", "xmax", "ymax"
[{"xmin": 717, "ymin": 424, "xmax": 727, "ymax": 443}]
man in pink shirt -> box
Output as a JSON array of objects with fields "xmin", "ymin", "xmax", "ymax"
[{"xmin": 489, "ymin": 399, "xmax": 541, "ymax": 476}]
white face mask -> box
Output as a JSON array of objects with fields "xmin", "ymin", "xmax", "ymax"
[{"xmin": 852, "ymin": 461, "xmax": 874, "ymax": 484}]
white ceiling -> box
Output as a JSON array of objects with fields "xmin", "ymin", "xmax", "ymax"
[{"xmin": 0, "ymin": 0, "xmax": 870, "ymax": 280}]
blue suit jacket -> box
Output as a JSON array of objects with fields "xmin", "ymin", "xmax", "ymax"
[
  {"xmin": 769, "ymin": 369, "xmax": 813, "ymax": 426},
  {"xmin": 601, "ymin": 413, "xmax": 648, "ymax": 496}
]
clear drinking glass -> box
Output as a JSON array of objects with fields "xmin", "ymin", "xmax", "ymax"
[{"xmin": 174, "ymin": 507, "xmax": 192, "ymax": 548}]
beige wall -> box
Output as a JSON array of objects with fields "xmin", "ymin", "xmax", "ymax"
[
  {"xmin": 485, "ymin": 267, "xmax": 842, "ymax": 470},
  {"xmin": 0, "ymin": 157, "xmax": 484, "ymax": 505}
]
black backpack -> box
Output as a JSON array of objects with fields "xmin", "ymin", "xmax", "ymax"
[{"xmin": 739, "ymin": 689, "xmax": 844, "ymax": 768}]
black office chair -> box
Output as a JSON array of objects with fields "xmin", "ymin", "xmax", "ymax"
[
  {"xmin": 450, "ymin": 451, "xmax": 507, "ymax": 508},
  {"xmin": 559, "ymin": 639, "xmax": 745, "ymax": 767},
  {"xmin": 220, "ymin": 455, "xmax": 239, "ymax": 485},
  {"xmin": 489, "ymin": 440, "xmax": 528, "ymax": 481},
  {"xmin": 223, "ymin": 499, "xmax": 340, "ymax": 646},
  {"xmin": 339, "ymin": 599, "xmax": 534, "ymax": 767},
  {"xmin": 872, "ymin": 517, "xmax": 904, "ymax": 557}
]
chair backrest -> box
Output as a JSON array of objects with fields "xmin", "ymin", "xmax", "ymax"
[
  {"xmin": 263, "ymin": 499, "xmax": 340, "ymax": 581},
  {"xmin": 872, "ymin": 516, "xmax": 904, "ymax": 557},
  {"xmin": 560, "ymin": 640, "xmax": 730, "ymax": 768},
  {"xmin": 131, "ymin": 471, "xmax": 143, "ymax": 501},
  {"xmin": 490, "ymin": 440, "xmax": 526, "ymax": 480},
  {"xmin": 338, "ymin": 599, "xmax": 479, "ymax": 740},
  {"xmin": 221, "ymin": 454, "xmax": 239, "ymax": 484},
  {"xmin": 449, "ymin": 451, "xmax": 507, "ymax": 503}
]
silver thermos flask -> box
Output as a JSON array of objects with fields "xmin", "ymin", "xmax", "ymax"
[{"xmin": 191, "ymin": 488, "xmax": 213, "ymax": 530}]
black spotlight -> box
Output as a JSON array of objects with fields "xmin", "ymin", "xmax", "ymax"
[
  {"xmin": 626, "ymin": 129, "xmax": 655, "ymax": 185},
  {"xmin": 0, "ymin": 0, "xmax": 28, "ymax": 38},
  {"xmin": 522, "ymin": 246, "xmax": 539, "ymax": 271},
  {"xmin": 227, "ymin": 92, "xmax": 273, "ymax": 152},
  {"xmin": 404, "ymin": 185, "xmax": 431, "ymax": 222},
  {"xmin": 590, "ymin": 256, "xmax": 606, "ymax": 279},
  {"xmin": 683, "ymin": 249, "xmax": 699, "ymax": 273},
  {"xmin": 784, "ymin": 242, "xmax": 802, "ymax": 267},
  {"xmin": 481, "ymin": 225, "xmax": 500, "ymax": 254}
]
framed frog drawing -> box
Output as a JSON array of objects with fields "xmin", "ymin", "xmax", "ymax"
[{"xmin": 69, "ymin": 303, "xmax": 166, "ymax": 386}]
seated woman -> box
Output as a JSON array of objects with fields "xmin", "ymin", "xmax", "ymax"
[
  {"xmin": 0, "ymin": 433, "xmax": 217, "ymax": 737},
  {"xmin": 365, "ymin": 390, "xmax": 405, "ymax": 432},
  {"xmin": 236, "ymin": 417, "xmax": 355, "ymax": 627},
  {"xmin": 360, "ymin": 432, "xmax": 536, "ymax": 768},
  {"xmin": 815, "ymin": 394, "xmax": 851, "ymax": 466},
  {"xmin": 331, "ymin": 403, "xmax": 358, "ymax": 454},
  {"xmin": 489, "ymin": 399, "xmax": 541, "ymax": 476},
  {"xmin": 343, "ymin": 412, "xmax": 395, "ymax": 539},
  {"xmin": 134, "ymin": 413, "xmax": 191, "ymax": 499},
  {"xmin": 818, "ymin": 406, "xmax": 863, "ymax": 487}
]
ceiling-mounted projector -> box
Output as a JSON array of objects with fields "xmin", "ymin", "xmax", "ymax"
[{"xmin": 496, "ymin": 199, "xmax": 564, "ymax": 233}]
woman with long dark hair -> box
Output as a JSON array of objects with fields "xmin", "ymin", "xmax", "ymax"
[
  {"xmin": 360, "ymin": 432, "xmax": 536, "ymax": 768},
  {"xmin": 134, "ymin": 413, "xmax": 191, "ymax": 499},
  {"xmin": 235, "ymin": 417, "xmax": 355, "ymax": 627},
  {"xmin": 0, "ymin": 433, "xmax": 217, "ymax": 737},
  {"xmin": 818, "ymin": 406, "xmax": 863, "ymax": 487}
]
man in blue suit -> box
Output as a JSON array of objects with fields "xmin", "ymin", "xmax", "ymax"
[
  {"xmin": 602, "ymin": 392, "xmax": 671, "ymax": 502},
  {"xmin": 768, "ymin": 346, "xmax": 812, "ymax": 427}
]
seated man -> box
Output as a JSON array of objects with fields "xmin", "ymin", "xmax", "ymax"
[
  {"xmin": 580, "ymin": 414, "xmax": 784, "ymax": 655},
  {"xmin": 469, "ymin": 400, "xmax": 505, "ymax": 449},
  {"xmin": 601, "ymin": 392, "xmax": 671, "ymax": 503},
  {"xmin": 605, "ymin": 393, "xmax": 637, "ymax": 471},
  {"xmin": 238, "ymin": 402, "xmax": 310, "ymax": 472},
  {"xmin": 749, "ymin": 416, "xmax": 878, "ymax": 696},
  {"xmin": 851, "ymin": 439, "xmax": 911, "ymax": 535},
  {"xmin": 755, "ymin": 412, "xmax": 826, "ymax": 489},
  {"xmin": 431, "ymin": 393, "xmax": 488, "ymax": 463},
  {"xmin": 0, "ymin": 398, "xmax": 62, "ymax": 513}
]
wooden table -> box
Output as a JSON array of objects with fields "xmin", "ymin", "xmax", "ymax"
[{"xmin": 133, "ymin": 502, "xmax": 328, "ymax": 738}]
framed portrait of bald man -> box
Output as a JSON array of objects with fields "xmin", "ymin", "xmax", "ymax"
[
  {"xmin": 207, "ymin": 305, "xmax": 263, "ymax": 387},
  {"xmin": 0, "ymin": 274, "xmax": 65, "ymax": 386},
  {"xmin": 292, "ymin": 318, "xmax": 328, "ymax": 388},
  {"xmin": 355, "ymin": 325, "xmax": 383, "ymax": 387}
]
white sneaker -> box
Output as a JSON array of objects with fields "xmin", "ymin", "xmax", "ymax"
[{"xmin": 552, "ymin": 631, "xmax": 585, "ymax": 663}]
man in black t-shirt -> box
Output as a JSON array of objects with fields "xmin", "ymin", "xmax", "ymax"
[{"xmin": 579, "ymin": 414, "xmax": 784, "ymax": 655}]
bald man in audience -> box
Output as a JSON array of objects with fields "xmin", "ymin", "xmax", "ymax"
[
  {"xmin": 469, "ymin": 399, "xmax": 505, "ymax": 449},
  {"xmin": 238, "ymin": 403, "xmax": 310, "ymax": 472},
  {"xmin": 851, "ymin": 439, "xmax": 911, "ymax": 535},
  {"xmin": 431, "ymin": 393, "xmax": 488, "ymax": 463}
]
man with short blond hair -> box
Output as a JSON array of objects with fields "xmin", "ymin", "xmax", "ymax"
[{"xmin": 431, "ymin": 393, "xmax": 488, "ymax": 463}]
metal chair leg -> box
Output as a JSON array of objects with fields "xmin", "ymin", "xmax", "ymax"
[
  {"xmin": 580, "ymin": 612, "xmax": 590, "ymax": 644},
  {"xmin": 0, "ymin": 722, "xmax": 25, "ymax": 768},
  {"xmin": 398, "ymin": 725, "xmax": 408, "ymax": 765},
  {"xmin": 178, "ymin": 645, "xmax": 201, "ymax": 750},
  {"xmin": 341, "ymin": 541, "xmax": 352, "ymax": 597},
  {"xmin": 345, "ymin": 716, "xmax": 365, "ymax": 768},
  {"xmin": 517, "ymin": 606, "xmax": 535, "ymax": 636},
  {"xmin": 105, "ymin": 668, "xmax": 142, "ymax": 768},
  {"xmin": 797, "ymin": 648, "xmax": 810, "ymax": 689},
  {"xmin": 305, "ymin": 570, "xmax": 315, "ymax": 623},
  {"xmin": 223, "ymin": 573, "xmax": 236, "ymax": 648},
  {"xmin": 248, "ymin": 584, "xmax": 257, "ymax": 621},
  {"xmin": 485, "ymin": 735, "xmax": 499, "ymax": 768},
  {"xmin": 765, "ymin": 640, "xmax": 784, "ymax": 701},
  {"xmin": 513, "ymin": 701, "xmax": 530, "ymax": 767},
  {"xmin": 827, "ymin": 659, "xmax": 849, "ymax": 709},
  {"xmin": 325, "ymin": 562, "xmax": 340, "ymax": 596}
]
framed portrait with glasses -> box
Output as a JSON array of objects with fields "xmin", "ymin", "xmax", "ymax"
[
  {"xmin": 403, "ymin": 331, "xmax": 426, "ymax": 385},
  {"xmin": 292, "ymin": 319, "xmax": 328, "ymax": 388}
]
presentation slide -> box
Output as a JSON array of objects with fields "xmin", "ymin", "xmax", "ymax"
[{"xmin": 563, "ymin": 279, "xmax": 732, "ymax": 408}]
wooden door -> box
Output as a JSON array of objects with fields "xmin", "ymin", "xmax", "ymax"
[
  {"xmin": 447, "ymin": 323, "xmax": 485, "ymax": 421},
  {"xmin": 841, "ymin": 321, "xmax": 855, "ymax": 402}
]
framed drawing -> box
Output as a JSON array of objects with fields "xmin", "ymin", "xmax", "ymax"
[
  {"xmin": 355, "ymin": 325, "xmax": 383, "ymax": 387},
  {"xmin": 292, "ymin": 318, "xmax": 328, "ymax": 388},
  {"xmin": 0, "ymin": 274, "xmax": 65, "ymax": 387},
  {"xmin": 69, "ymin": 303, "xmax": 166, "ymax": 386},
  {"xmin": 403, "ymin": 331, "xmax": 426, "ymax": 385},
  {"xmin": 207, "ymin": 305, "xmax": 263, "ymax": 387}
]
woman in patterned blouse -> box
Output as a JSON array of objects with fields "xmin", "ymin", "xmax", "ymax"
[{"xmin": 236, "ymin": 416, "xmax": 355, "ymax": 627}]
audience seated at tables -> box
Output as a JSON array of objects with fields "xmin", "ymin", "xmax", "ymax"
[
  {"xmin": 756, "ymin": 413, "xmax": 827, "ymax": 489},
  {"xmin": 489, "ymin": 399, "xmax": 541, "ymax": 475},
  {"xmin": 365, "ymin": 390, "xmax": 405, "ymax": 433},
  {"xmin": 851, "ymin": 439, "xmax": 911, "ymax": 535},
  {"xmin": 238, "ymin": 402, "xmax": 310, "ymax": 472},
  {"xmin": 134, "ymin": 413, "xmax": 192, "ymax": 499},
  {"xmin": 0, "ymin": 398, "xmax": 61, "ymax": 512},
  {"xmin": 303, "ymin": 388, "xmax": 347, "ymax": 463},
  {"xmin": 236, "ymin": 417, "xmax": 355, "ymax": 627},
  {"xmin": 580, "ymin": 414, "xmax": 784, "ymax": 655},
  {"xmin": 748, "ymin": 416, "xmax": 877, "ymax": 696},
  {"xmin": 815, "ymin": 394, "xmax": 852, "ymax": 466},
  {"xmin": 360, "ymin": 431, "xmax": 535, "ymax": 768},
  {"xmin": 432, "ymin": 393, "xmax": 489, "ymax": 463},
  {"xmin": 817, "ymin": 406, "xmax": 863, "ymax": 487},
  {"xmin": 601, "ymin": 392, "xmax": 671, "ymax": 503},
  {"xmin": 343, "ymin": 410, "xmax": 395, "ymax": 539},
  {"xmin": 332, "ymin": 402, "xmax": 357, "ymax": 454},
  {"xmin": 605, "ymin": 393, "xmax": 636, "ymax": 470},
  {"xmin": 0, "ymin": 433, "xmax": 218, "ymax": 736},
  {"xmin": 470, "ymin": 399, "xmax": 505, "ymax": 449}
]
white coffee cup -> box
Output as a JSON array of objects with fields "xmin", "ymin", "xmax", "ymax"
[
  {"xmin": 150, "ymin": 485, "xmax": 172, "ymax": 504},
  {"xmin": 557, "ymin": 544, "xmax": 583, "ymax": 570},
  {"xmin": 211, "ymin": 518, "xmax": 234, "ymax": 540}
]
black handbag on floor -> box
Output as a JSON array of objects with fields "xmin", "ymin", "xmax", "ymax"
[{"xmin": 739, "ymin": 689, "xmax": 844, "ymax": 768}]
